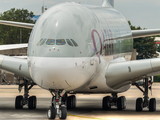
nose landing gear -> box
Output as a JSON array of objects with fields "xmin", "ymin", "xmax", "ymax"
[{"xmin": 47, "ymin": 90, "xmax": 67, "ymax": 119}]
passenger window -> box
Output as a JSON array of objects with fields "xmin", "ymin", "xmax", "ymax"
[
  {"xmin": 66, "ymin": 39, "xmax": 73, "ymax": 46},
  {"xmin": 56, "ymin": 39, "xmax": 66, "ymax": 45},
  {"xmin": 71, "ymin": 39, "xmax": 78, "ymax": 47},
  {"xmin": 46, "ymin": 39, "xmax": 55, "ymax": 45}
]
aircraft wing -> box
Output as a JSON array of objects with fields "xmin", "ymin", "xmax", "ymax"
[
  {"xmin": 1, "ymin": 20, "xmax": 160, "ymax": 38},
  {"xmin": 105, "ymin": 58, "xmax": 160, "ymax": 89},
  {"xmin": 0, "ymin": 20, "xmax": 34, "ymax": 29},
  {"xmin": 0, "ymin": 20, "xmax": 32, "ymax": 81},
  {"xmin": 0, "ymin": 54, "xmax": 31, "ymax": 80},
  {"xmin": 0, "ymin": 43, "xmax": 28, "ymax": 51},
  {"xmin": 132, "ymin": 29, "xmax": 160, "ymax": 38}
]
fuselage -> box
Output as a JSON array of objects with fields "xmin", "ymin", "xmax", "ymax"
[{"xmin": 28, "ymin": 2, "xmax": 133, "ymax": 93}]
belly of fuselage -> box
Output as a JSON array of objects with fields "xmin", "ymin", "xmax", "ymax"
[{"xmin": 29, "ymin": 57, "xmax": 97, "ymax": 91}]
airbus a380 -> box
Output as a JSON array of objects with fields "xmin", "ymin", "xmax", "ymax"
[{"xmin": 0, "ymin": 0, "xmax": 160, "ymax": 119}]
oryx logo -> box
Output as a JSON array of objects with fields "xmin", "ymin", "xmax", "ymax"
[{"xmin": 91, "ymin": 29, "xmax": 102, "ymax": 63}]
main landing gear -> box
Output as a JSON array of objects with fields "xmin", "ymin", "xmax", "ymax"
[
  {"xmin": 133, "ymin": 77, "xmax": 156, "ymax": 112},
  {"xmin": 102, "ymin": 93, "xmax": 126, "ymax": 110},
  {"xmin": 67, "ymin": 95, "xmax": 76, "ymax": 109},
  {"xmin": 47, "ymin": 90, "xmax": 76, "ymax": 119},
  {"xmin": 15, "ymin": 79, "xmax": 36, "ymax": 109}
]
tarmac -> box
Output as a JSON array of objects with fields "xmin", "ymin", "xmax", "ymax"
[{"xmin": 0, "ymin": 84, "xmax": 160, "ymax": 120}]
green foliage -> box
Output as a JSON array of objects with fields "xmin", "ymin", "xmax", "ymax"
[
  {"xmin": 134, "ymin": 37, "xmax": 158, "ymax": 59},
  {"xmin": 128, "ymin": 21, "xmax": 158, "ymax": 59},
  {"xmin": 154, "ymin": 75, "xmax": 160, "ymax": 82},
  {"xmin": 128, "ymin": 21, "xmax": 141, "ymax": 30},
  {"xmin": 157, "ymin": 45, "xmax": 160, "ymax": 52},
  {"xmin": 0, "ymin": 8, "xmax": 35, "ymax": 44}
]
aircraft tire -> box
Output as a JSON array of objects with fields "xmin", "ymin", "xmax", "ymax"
[
  {"xmin": 28, "ymin": 96, "xmax": 36, "ymax": 109},
  {"xmin": 149, "ymin": 98, "xmax": 156, "ymax": 112},
  {"xmin": 15, "ymin": 95, "xmax": 23, "ymax": 109},
  {"xmin": 117, "ymin": 96, "xmax": 126, "ymax": 110},
  {"xmin": 102, "ymin": 96, "xmax": 111, "ymax": 110},
  {"xmin": 67, "ymin": 96, "xmax": 71, "ymax": 109},
  {"xmin": 47, "ymin": 106, "xmax": 56, "ymax": 119},
  {"xmin": 32, "ymin": 96, "xmax": 37, "ymax": 109},
  {"xmin": 136, "ymin": 98, "xmax": 143, "ymax": 111},
  {"xmin": 59, "ymin": 107, "xmax": 67, "ymax": 119},
  {"xmin": 67, "ymin": 95, "xmax": 76, "ymax": 109},
  {"xmin": 71, "ymin": 95, "xmax": 76, "ymax": 108}
]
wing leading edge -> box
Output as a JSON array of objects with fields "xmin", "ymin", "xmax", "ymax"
[
  {"xmin": 132, "ymin": 29, "xmax": 160, "ymax": 38},
  {"xmin": 105, "ymin": 58, "xmax": 160, "ymax": 89},
  {"xmin": 1, "ymin": 20, "xmax": 160, "ymax": 39},
  {"xmin": 0, "ymin": 20, "xmax": 34, "ymax": 29},
  {"xmin": 0, "ymin": 55, "xmax": 31, "ymax": 80},
  {"xmin": 0, "ymin": 43, "xmax": 28, "ymax": 51}
]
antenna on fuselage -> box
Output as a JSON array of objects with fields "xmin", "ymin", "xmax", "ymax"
[
  {"xmin": 42, "ymin": 0, "xmax": 47, "ymax": 14},
  {"xmin": 42, "ymin": 0, "xmax": 44, "ymax": 13}
]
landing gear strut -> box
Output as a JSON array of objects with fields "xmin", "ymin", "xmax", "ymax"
[
  {"xmin": 15, "ymin": 79, "xmax": 36, "ymax": 109},
  {"xmin": 133, "ymin": 77, "xmax": 156, "ymax": 112},
  {"xmin": 47, "ymin": 90, "xmax": 67, "ymax": 119},
  {"xmin": 102, "ymin": 93, "xmax": 126, "ymax": 110}
]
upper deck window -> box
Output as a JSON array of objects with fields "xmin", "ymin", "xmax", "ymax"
[
  {"xmin": 71, "ymin": 39, "xmax": 78, "ymax": 47},
  {"xmin": 56, "ymin": 39, "xmax": 66, "ymax": 45},
  {"xmin": 46, "ymin": 39, "xmax": 55, "ymax": 45},
  {"xmin": 66, "ymin": 39, "xmax": 73, "ymax": 46}
]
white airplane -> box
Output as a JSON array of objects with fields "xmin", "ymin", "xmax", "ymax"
[{"xmin": 0, "ymin": 0, "xmax": 160, "ymax": 119}]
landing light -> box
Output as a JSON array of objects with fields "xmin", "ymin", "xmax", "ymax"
[{"xmin": 53, "ymin": 47, "xmax": 56, "ymax": 50}]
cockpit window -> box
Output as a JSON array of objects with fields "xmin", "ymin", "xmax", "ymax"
[
  {"xmin": 37, "ymin": 38, "xmax": 47, "ymax": 46},
  {"xmin": 39, "ymin": 38, "xmax": 77, "ymax": 47},
  {"xmin": 46, "ymin": 39, "xmax": 55, "ymax": 45},
  {"xmin": 37, "ymin": 38, "xmax": 43, "ymax": 46},
  {"xmin": 56, "ymin": 39, "xmax": 66, "ymax": 45},
  {"xmin": 71, "ymin": 39, "xmax": 78, "ymax": 47},
  {"xmin": 39, "ymin": 38, "xmax": 47, "ymax": 46},
  {"xmin": 66, "ymin": 39, "xmax": 73, "ymax": 46}
]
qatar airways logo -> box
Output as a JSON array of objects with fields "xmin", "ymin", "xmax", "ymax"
[{"xmin": 91, "ymin": 29, "xmax": 114, "ymax": 63}]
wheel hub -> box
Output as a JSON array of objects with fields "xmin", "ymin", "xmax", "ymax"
[
  {"xmin": 48, "ymin": 109, "xmax": 51, "ymax": 118},
  {"xmin": 58, "ymin": 109, "xmax": 62, "ymax": 118}
]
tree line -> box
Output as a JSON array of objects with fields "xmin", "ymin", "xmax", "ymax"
[
  {"xmin": 128, "ymin": 21, "xmax": 158, "ymax": 60},
  {"xmin": 0, "ymin": 8, "xmax": 35, "ymax": 44}
]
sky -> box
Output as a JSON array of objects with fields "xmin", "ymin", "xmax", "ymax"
[{"xmin": 0, "ymin": 0, "xmax": 160, "ymax": 29}]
